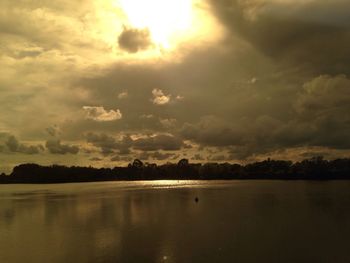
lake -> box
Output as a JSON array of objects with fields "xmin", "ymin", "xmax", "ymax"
[{"xmin": 1, "ymin": 180, "xmax": 350, "ymax": 263}]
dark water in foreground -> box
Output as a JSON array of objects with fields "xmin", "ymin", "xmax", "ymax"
[{"xmin": 1, "ymin": 180, "xmax": 350, "ymax": 263}]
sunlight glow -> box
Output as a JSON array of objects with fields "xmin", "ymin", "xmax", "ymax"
[
  {"xmin": 90, "ymin": 0, "xmax": 224, "ymax": 62},
  {"xmin": 118, "ymin": 0, "xmax": 193, "ymax": 49}
]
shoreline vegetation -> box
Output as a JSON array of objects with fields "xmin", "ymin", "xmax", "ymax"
[{"xmin": 1, "ymin": 157, "xmax": 350, "ymax": 184}]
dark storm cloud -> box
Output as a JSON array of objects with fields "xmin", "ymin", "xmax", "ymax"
[
  {"xmin": 293, "ymin": 74, "xmax": 350, "ymax": 149},
  {"xmin": 86, "ymin": 133, "xmax": 132, "ymax": 156},
  {"xmin": 45, "ymin": 139, "xmax": 79, "ymax": 155},
  {"xmin": 118, "ymin": 27, "xmax": 152, "ymax": 53},
  {"xmin": 86, "ymin": 133, "xmax": 119, "ymax": 155},
  {"xmin": 133, "ymin": 134, "xmax": 184, "ymax": 151},
  {"xmin": 267, "ymin": 75, "xmax": 350, "ymax": 151},
  {"xmin": 180, "ymin": 74, "xmax": 350, "ymax": 159},
  {"xmin": 180, "ymin": 115, "xmax": 284, "ymax": 159},
  {"xmin": 180, "ymin": 116, "xmax": 245, "ymax": 147},
  {"xmin": 72, "ymin": 44, "xmax": 277, "ymax": 138},
  {"xmin": 86, "ymin": 132, "xmax": 184, "ymax": 155},
  {"xmin": 208, "ymin": 0, "xmax": 350, "ymax": 74},
  {"xmin": 4, "ymin": 135, "xmax": 44, "ymax": 154},
  {"xmin": 77, "ymin": 50, "xmax": 350, "ymax": 160},
  {"xmin": 294, "ymin": 75, "xmax": 350, "ymax": 117}
]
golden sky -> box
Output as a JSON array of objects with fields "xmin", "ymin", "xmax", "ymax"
[{"xmin": 1, "ymin": 0, "xmax": 350, "ymax": 172}]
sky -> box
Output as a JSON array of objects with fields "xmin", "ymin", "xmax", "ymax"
[{"xmin": 1, "ymin": 0, "xmax": 350, "ymax": 173}]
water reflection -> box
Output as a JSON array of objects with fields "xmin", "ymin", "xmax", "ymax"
[{"xmin": 1, "ymin": 181, "xmax": 350, "ymax": 263}]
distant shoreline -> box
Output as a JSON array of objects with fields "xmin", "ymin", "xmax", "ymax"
[
  {"xmin": 1, "ymin": 178, "xmax": 349, "ymax": 185},
  {"xmin": 1, "ymin": 157, "xmax": 350, "ymax": 184}
]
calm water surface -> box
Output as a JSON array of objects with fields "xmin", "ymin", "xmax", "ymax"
[{"xmin": 1, "ymin": 180, "xmax": 350, "ymax": 263}]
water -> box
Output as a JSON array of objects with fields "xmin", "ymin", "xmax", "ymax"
[{"xmin": 1, "ymin": 180, "xmax": 350, "ymax": 263}]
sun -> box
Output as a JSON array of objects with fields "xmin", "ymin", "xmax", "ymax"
[
  {"xmin": 71, "ymin": 0, "xmax": 224, "ymax": 63},
  {"xmin": 97, "ymin": 0, "xmax": 224, "ymax": 60},
  {"xmin": 117, "ymin": 0, "xmax": 195, "ymax": 50}
]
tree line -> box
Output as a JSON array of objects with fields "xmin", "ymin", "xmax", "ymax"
[{"xmin": 1, "ymin": 156, "xmax": 350, "ymax": 184}]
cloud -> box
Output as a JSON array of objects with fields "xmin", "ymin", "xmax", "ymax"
[
  {"xmin": 86, "ymin": 132, "xmax": 183, "ymax": 154},
  {"xmin": 292, "ymin": 74, "xmax": 350, "ymax": 149},
  {"xmin": 45, "ymin": 139, "xmax": 79, "ymax": 154},
  {"xmin": 180, "ymin": 115, "xmax": 277, "ymax": 159},
  {"xmin": 192, "ymin": 154, "xmax": 205, "ymax": 161},
  {"xmin": 150, "ymin": 151, "xmax": 176, "ymax": 161},
  {"xmin": 182, "ymin": 74, "xmax": 350, "ymax": 158},
  {"xmin": 152, "ymin": 89, "xmax": 170, "ymax": 105},
  {"xmin": 86, "ymin": 133, "xmax": 119, "ymax": 155},
  {"xmin": 5, "ymin": 136, "xmax": 19, "ymax": 152},
  {"xmin": 159, "ymin": 118, "xmax": 177, "ymax": 129},
  {"xmin": 73, "ymin": 45, "xmax": 274, "ymax": 137},
  {"xmin": 208, "ymin": 0, "xmax": 350, "ymax": 74},
  {"xmin": 82, "ymin": 106, "xmax": 122, "ymax": 122},
  {"xmin": 295, "ymin": 74, "xmax": 350, "ymax": 117},
  {"xmin": 118, "ymin": 91, "xmax": 128, "ymax": 99},
  {"xmin": 15, "ymin": 48, "xmax": 43, "ymax": 59},
  {"xmin": 89, "ymin": 157, "xmax": 103, "ymax": 161},
  {"xmin": 110, "ymin": 155, "xmax": 133, "ymax": 162},
  {"xmin": 5, "ymin": 135, "xmax": 44, "ymax": 154},
  {"xmin": 132, "ymin": 151, "xmax": 177, "ymax": 161},
  {"xmin": 118, "ymin": 27, "xmax": 152, "ymax": 53},
  {"xmin": 133, "ymin": 134, "xmax": 184, "ymax": 151},
  {"xmin": 140, "ymin": 114, "xmax": 154, "ymax": 119},
  {"xmin": 180, "ymin": 116, "xmax": 245, "ymax": 147},
  {"xmin": 86, "ymin": 132, "xmax": 132, "ymax": 155}
]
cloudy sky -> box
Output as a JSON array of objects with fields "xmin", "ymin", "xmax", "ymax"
[{"xmin": 1, "ymin": 0, "xmax": 350, "ymax": 173}]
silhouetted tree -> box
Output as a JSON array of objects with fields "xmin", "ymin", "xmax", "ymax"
[
  {"xmin": 1, "ymin": 156, "xmax": 350, "ymax": 184},
  {"xmin": 177, "ymin": 158, "xmax": 189, "ymax": 167},
  {"xmin": 132, "ymin": 159, "xmax": 143, "ymax": 169}
]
